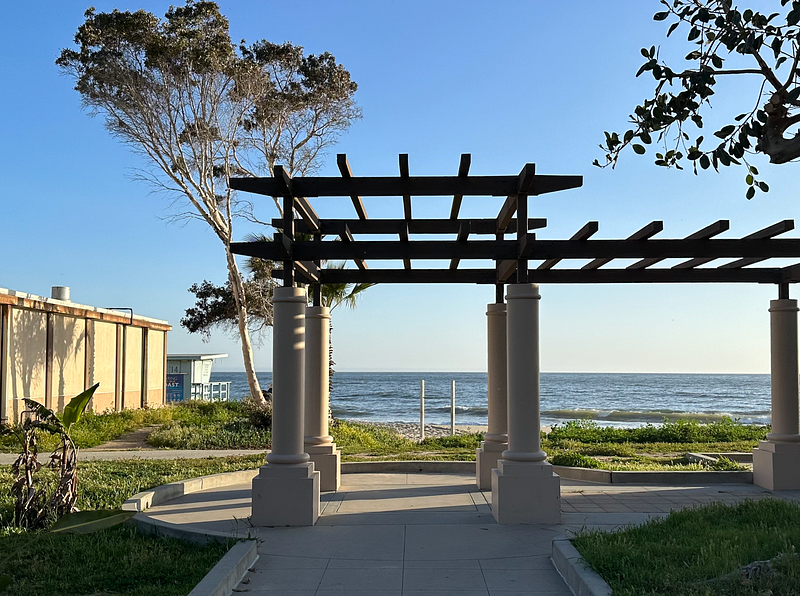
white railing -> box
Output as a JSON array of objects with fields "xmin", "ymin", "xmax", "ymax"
[{"xmin": 190, "ymin": 381, "xmax": 231, "ymax": 401}]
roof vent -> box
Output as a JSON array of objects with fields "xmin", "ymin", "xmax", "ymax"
[{"xmin": 51, "ymin": 286, "xmax": 71, "ymax": 301}]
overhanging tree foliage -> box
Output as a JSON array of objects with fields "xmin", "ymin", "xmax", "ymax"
[
  {"xmin": 57, "ymin": 1, "xmax": 360, "ymax": 403},
  {"xmin": 596, "ymin": 0, "xmax": 800, "ymax": 199}
]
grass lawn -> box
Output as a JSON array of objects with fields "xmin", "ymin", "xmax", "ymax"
[
  {"xmin": 573, "ymin": 499, "xmax": 800, "ymax": 596},
  {"xmin": 0, "ymin": 525, "xmax": 230, "ymax": 596},
  {"xmin": 0, "ymin": 455, "xmax": 263, "ymax": 595}
]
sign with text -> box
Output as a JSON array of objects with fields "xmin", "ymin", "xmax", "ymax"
[{"xmin": 166, "ymin": 373, "xmax": 187, "ymax": 403}]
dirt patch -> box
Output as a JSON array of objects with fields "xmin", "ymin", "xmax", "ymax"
[{"xmin": 87, "ymin": 426, "xmax": 161, "ymax": 451}]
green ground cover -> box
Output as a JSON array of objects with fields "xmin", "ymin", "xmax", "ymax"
[
  {"xmin": 573, "ymin": 499, "xmax": 800, "ymax": 596},
  {"xmin": 0, "ymin": 525, "xmax": 230, "ymax": 596},
  {"xmin": 0, "ymin": 455, "xmax": 262, "ymax": 595}
]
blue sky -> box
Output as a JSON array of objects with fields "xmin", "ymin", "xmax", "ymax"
[{"xmin": 2, "ymin": 1, "xmax": 797, "ymax": 373}]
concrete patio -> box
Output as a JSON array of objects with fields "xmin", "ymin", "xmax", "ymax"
[{"xmin": 133, "ymin": 471, "xmax": 800, "ymax": 595}]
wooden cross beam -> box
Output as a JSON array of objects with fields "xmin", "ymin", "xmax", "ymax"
[
  {"xmin": 538, "ymin": 221, "xmax": 599, "ymax": 270},
  {"xmin": 629, "ymin": 220, "xmax": 729, "ymax": 270},
  {"xmin": 337, "ymin": 154, "xmax": 369, "ymax": 220},
  {"xmin": 449, "ymin": 154, "xmax": 471, "ymax": 219},
  {"xmin": 582, "ymin": 221, "xmax": 663, "ymax": 270}
]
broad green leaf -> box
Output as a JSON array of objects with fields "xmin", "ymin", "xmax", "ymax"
[
  {"xmin": 714, "ymin": 125, "xmax": 735, "ymax": 138},
  {"xmin": 62, "ymin": 383, "xmax": 99, "ymax": 428},
  {"xmin": 758, "ymin": 181, "xmax": 770, "ymax": 192},
  {"xmin": 654, "ymin": 11, "xmax": 669, "ymax": 21},
  {"xmin": 787, "ymin": 87, "xmax": 800, "ymax": 102},
  {"xmin": 50, "ymin": 510, "xmax": 136, "ymax": 534},
  {"xmin": 667, "ymin": 22, "xmax": 680, "ymax": 36},
  {"xmin": 699, "ymin": 154, "xmax": 710, "ymax": 169},
  {"xmin": 632, "ymin": 144, "xmax": 646, "ymax": 155},
  {"xmin": 746, "ymin": 186, "xmax": 756, "ymax": 200},
  {"xmin": 746, "ymin": 174, "xmax": 754, "ymax": 185}
]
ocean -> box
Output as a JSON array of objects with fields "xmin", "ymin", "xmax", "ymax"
[{"xmin": 210, "ymin": 371, "xmax": 773, "ymax": 428}]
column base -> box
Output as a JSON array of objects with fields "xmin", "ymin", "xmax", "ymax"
[
  {"xmin": 491, "ymin": 459, "xmax": 560, "ymax": 524},
  {"xmin": 476, "ymin": 440, "xmax": 507, "ymax": 490},
  {"xmin": 753, "ymin": 440, "xmax": 800, "ymax": 490},
  {"xmin": 305, "ymin": 443, "xmax": 341, "ymax": 492},
  {"xmin": 251, "ymin": 462, "xmax": 320, "ymax": 526}
]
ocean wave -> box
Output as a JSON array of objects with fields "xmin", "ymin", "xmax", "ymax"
[{"xmin": 541, "ymin": 408, "xmax": 766, "ymax": 424}]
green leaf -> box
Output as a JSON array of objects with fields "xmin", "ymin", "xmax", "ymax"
[
  {"xmin": 746, "ymin": 174, "xmax": 754, "ymax": 185},
  {"xmin": 0, "ymin": 575, "xmax": 10, "ymax": 591},
  {"xmin": 654, "ymin": 11, "xmax": 669, "ymax": 20},
  {"xmin": 62, "ymin": 383, "xmax": 99, "ymax": 429},
  {"xmin": 699, "ymin": 154, "xmax": 710, "ymax": 169},
  {"xmin": 750, "ymin": 165, "xmax": 759, "ymax": 175},
  {"xmin": 788, "ymin": 87, "xmax": 800, "ymax": 102},
  {"xmin": 746, "ymin": 186, "xmax": 756, "ymax": 200},
  {"xmin": 758, "ymin": 181, "xmax": 770, "ymax": 192},
  {"xmin": 667, "ymin": 22, "xmax": 680, "ymax": 36},
  {"xmin": 714, "ymin": 125, "xmax": 736, "ymax": 138},
  {"xmin": 50, "ymin": 510, "xmax": 136, "ymax": 534},
  {"xmin": 688, "ymin": 26, "xmax": 700, "ymax": 41},
  {"xmin": 640, "ymin": 130, "xmax": 652, "ymax": 144},
  {"xmin": 632, "ymin": 144, "xmax": 646, "ymax": 154}
]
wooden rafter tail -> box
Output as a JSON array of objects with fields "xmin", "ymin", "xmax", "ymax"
[
  {"xmin": 629, "ymin": 220, "xmax": 729, "ymax": 270},
  {"xmin": 449, "ymin": 154, "xmax": 471, "ymax": 220},
  {"xmin": 582, "ymin": 221, "xmax": 663, "ymax": 271},
  {"xmin": 531, "ymin": 175, "xmax": 583, "ymax": 195},
  {"xmin": 539, "ymin": 221, "xmax": 599, "ymax": 270},
  {"xmin": 781, "ymin": 263, "xmax": 800, "ymax": 284},
  {"xmin": 337, "ymin": 154, "xmax": 368, "ymax": 220},
  {"xmin": 399, "ymin": 154, "xmax": 412, "ymax": 221}
]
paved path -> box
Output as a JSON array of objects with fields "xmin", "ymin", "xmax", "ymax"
[{"xmin": 139, "ymin": 472, "xmax": 800, "ymax": 595}]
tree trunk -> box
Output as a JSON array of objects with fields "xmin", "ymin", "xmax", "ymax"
[{"xmin": 224, "ymin": 244, "xmax": 265, "ymax": 405}]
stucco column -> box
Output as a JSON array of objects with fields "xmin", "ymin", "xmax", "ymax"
[
  {"xmin": 304, "ymin": 306, "xmax": 341, "ymax": 491},
  {"xmin": 252, "ymin": 287, "xmax": 320, "ymax": 525},
  {"xmin": 491, "ymin": 283, "xmax": 560, "ymax": 523},
  {"xmin": 753, "ymin": 298, "xmax": 800, "ymax": 490},
  {"xmin": 476, "ymin": 302, "xmax": 508, "ymax": 489}
]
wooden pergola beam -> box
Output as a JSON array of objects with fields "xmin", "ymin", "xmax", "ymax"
[
  {"xmin": 449, "ymin": 221, "xmax": 472, "ymax": 270},
  {"xmin": 230, "ymin": 174, "xmax": 580, "ymax": 199},
  {"xmin": 399, "ymin": 154, "xmax": 412, "ymax": 221},
  {"xmin": 340, "ymin": 224, "xmax": 368, "ymax": 270},
  {"xmin": 276, "ymin": 218, "xmax": 547, "ymax": 235},
  {"xmin": 673, "ymin": 220, "xmax": 794, "ymax": 269},
  {"xmin": 539, "ymin": 221, "xmax": 599, "ymax": 270},
  {"xmin": 582, "ymin": 221, "xmax": 663, "ymax": 270},
  {"xmin": 232, "ymin": 237, "xmax": 800, "ymax": 262},
  {"xmin": 629, "ymin": 220, "xmax": 729, "ymax": 270},
  {"xmin": 281, "ymin": 266, "xmax": 790, "ymax": 285},
  {"xmin": 336, "ymin": 154, "xmax": 369, "ymax": 220},
  {"xmin": 449, "ymin": 154, "xmax": 471, "ymax": 219}
]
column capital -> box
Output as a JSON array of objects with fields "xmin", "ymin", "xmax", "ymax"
[
  {"xmin": 305, "ymin": 305, "xmax": 331, "ymax": 319},
  {"xmin": 769, "ymin": 299, "xmax": 799, "ymax": 313},
  {"xmin": 506, "ymin": 283, "xmax": 540, "ymax": 301},
  {"xmin": 274, "ymin": 286, "xmax": 308, "ymax": 303},
  {"xmin": 486, "ymin": 303, "xmax": 507, "ymax": 316}
]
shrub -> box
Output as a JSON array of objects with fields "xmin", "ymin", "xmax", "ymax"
[
  {"xmin": 549, "ymin": 451, "xmax": 603, "ymax": 468},
  {"xmin": 241, "ymin": 395, "xmax": 272, "ymax": 430}
]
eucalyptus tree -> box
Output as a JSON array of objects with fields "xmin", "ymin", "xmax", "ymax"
[
  {"xmin": 597, "ymin": 0, "xmax": 800, "ymax": 198},
  {"xmin": 57, "ymin": 1, "xmax": 360, "ymax": 403}
]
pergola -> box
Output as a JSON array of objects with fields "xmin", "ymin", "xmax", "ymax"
[{"xmin": 231, "ymin": 155, "xmax": 800, "ymax": 526}]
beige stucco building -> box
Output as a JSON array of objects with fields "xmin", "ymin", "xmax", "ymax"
[{"xmin": 0, "ymin": 287, "xmax": 171, "ymax": 423}]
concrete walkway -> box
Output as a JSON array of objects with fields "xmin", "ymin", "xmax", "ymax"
[{"xmin": 137, "ymin": 472, "xmax": 800, "ymax": 595}]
